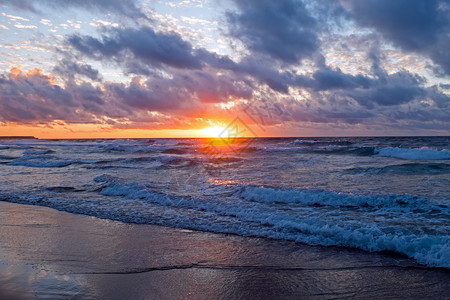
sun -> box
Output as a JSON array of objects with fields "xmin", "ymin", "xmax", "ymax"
[{"xmin": 201, "ymin": 126, "xmax": 230, "ymax": 138}]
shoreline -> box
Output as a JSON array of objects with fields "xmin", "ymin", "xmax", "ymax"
[{"xmin": 0, "ymin": 201, "xmax": 449, "ymax": 299}]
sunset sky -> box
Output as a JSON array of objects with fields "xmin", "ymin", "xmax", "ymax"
[{"xmin": 0, "ymin": 0, "xmax": 449, "ymax": 138}]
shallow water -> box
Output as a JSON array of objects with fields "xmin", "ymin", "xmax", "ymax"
[{"xmin": 0, "ymin": 136, "xmax": 449, "ymax": 268}]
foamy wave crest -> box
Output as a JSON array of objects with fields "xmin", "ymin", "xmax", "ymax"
[
  {"xmin": 375, "ymin": 147, "xmax": 450, "ymax": 160},
  {"xmin": 2, "ymin": 171, "xmax": 448, "ymax": 268},
  {"xmin": 234, "ymin": 186, "xmax": 438, "ymax": 210},
  {"xmin": 293, "ymin": 139, "xmax": 318, "ymax": 145},
  {"xmin": 84, "ymin": 177, "xmax": 450, "ymax": 268},
  {"xmin": 325, "ymin": 145, "xmax": 344, "ymax": 151}
]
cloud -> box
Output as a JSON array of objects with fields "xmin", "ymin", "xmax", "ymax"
[
  {"xmin": 106, "ymin": 70, "xmax": 253, "ymax": 115},
  {"xmin": 1, "ymin": 12, "xmax": 30, "ymax": 22},
  {"xmin": 343, "ymin": 0, "xmax": 450, "ymax": 74},
  {"xmin": 68, "ymin": 27, "xmax": 204, "ymax": 70},
  {"xmin": 0, "ymin": 67, "xmax": 78, "ymax": 123},
  {"xmin": 4, "ymin": 0, "xmax": 146, "ymax": 19},
  {"xmin": 340, "ymin": 70, "xmax": 428, "ymax": 108},
  {"xmin": 226, "ymin": 0, "xmax": 319, "ymax": 63},
  {"xmin": 345, "ymin": 84, "xmax": 425, "ymax": 108},
  {"xmin": 13, "ymin": 24, "xmax": 37, "ymax": 29},
  {"xmin": 310, "ymin": 67, "xmax": 373, "ymax": 91},
  {"xmin": 1, "ymin": 0, "xmax": 448, "ymax": 134},
  {"xmin": 0, "ymin": 66, "xmax": 253, "ymax": 127},
  {"xmin": 53, "ymin": 59, "xmax": 102, "ymax": 81}
]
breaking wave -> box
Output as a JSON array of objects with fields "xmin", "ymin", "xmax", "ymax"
[
  {"xmin": 374, "ymin": 147, "xmax": 450, "ymax": 160},
  {"xmin": 3, "ymin": 175, "xmax": 447, "ymax": 268}
]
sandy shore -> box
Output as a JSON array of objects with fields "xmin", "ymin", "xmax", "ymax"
[{"xmin": 0, "ymin": 201, "xmax": 448, "ymax": 299}]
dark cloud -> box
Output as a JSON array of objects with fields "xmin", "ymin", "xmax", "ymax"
[
  {"xmin": 68, "ymin": 27, "xmax": 203, "ymax": 70},
  {"xmin": 346, "ymin": 84, "xmax": 425, "ymax": 108},
  {"xmin": 426, "ymin": 85, "xmax": 450, "ymax": 108},
  {"xmin": 53, "ymin": 59, "xmax": 101, "ymax": 81},
  {"xmin": 290, "ymin": 107, "xmax": 375, "ymax": 124},
  {"xmin": 66, "ymin": 26, "xmax": 298, "ymax": 93},
  {"xmin": 227, "ymin": 0, "xmax": 319, "ymax": 63},
  {"xmin": 343, "ymin": 0, "xmax": 450, "ymax": 74},
  {"xmin": 107, "ymin": 70, "xmax": 253, "ymax": 114},
  {"xmin": 1, "ymin": 0, "xmax": 146, "ymax": 19},
  {"xmin": 310, "ymin": 67, "xmax": 373, "ymax": 91},
  {"xmin": 339, "ymin": 71, "xmax": 426, "ymax": 108},
  {"xmin": 0, "ymin": 68, "xmax": 84, "ymax": 123},
  {"xmin": 390, "ymin": 109, "xmax": 450, "ymax": 123},
  {"xmin": 347, "ymin": 0, "xmax": 445, "ymax": 50}
]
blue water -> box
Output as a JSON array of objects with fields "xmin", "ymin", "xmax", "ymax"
[{"xmin": 0, "ymin": 137, "xmax": 449, "ymax": 268}]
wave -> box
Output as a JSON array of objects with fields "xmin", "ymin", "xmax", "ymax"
[
  {"xmin": 158, "ymin": 157, "xmax": 201, "ymax": 168},
  {"xmin": 3, "ymin": 176, "xmax": 447, "ymax": 268},
  {"xmin": 0, "ymin": 155, "xmax": 18, "ymax": 160},
  {"xmin": 176, "ymin": 141, "xmax": 198, "ymax": 146},
  {"xmin": 104, "ymin": 145, "xmax": 157, "ymax": 153},
  {"xmin": 46, "ymin": 186, "xmax": 85, "ymax": 193},
  {"xmin": 346, "ymin": 163, "xmax": 450, "ymax": 175},
  {"xmin": 293, "ymin": 139, "xmax": 319, "ymax": 145},
  {"xmin": 8, "ymin": 155, "xmax": 75, "ymax": 168},
  {"xmin": 261, "ymin": 147, "xmax": 305, "ymax": 152},
  {"xmin": 162, "ymin": 148, "xmax": 189, "ymax": 155},
  {"xmin": 266, "ymin": 145, "xmax": 450, "ymax": 160},
  {"xmin": 374, "ymin": 147, "xmax": 450, "ymax": 160},
  {"xmin": 210, "ymin": 157, "xmax": 243, "ymax": 163},
  {"xmin": 234, "ymin": 185, "xmax": 441, "ymax": 210},
  {"xmin": 103, "ymin": 140, "xmax": 189, "ymax": 154},
  {"xmin": 23, "ymin": 149, "xmax": 54, "ymax": 155},
  {"xmin": 88, "ymin": 180, "xmax": 450, "ymax": 268},
  {"xmin": 95, "ymin": 181, "xmax": 450, "ymax": 268},
  {"xmin": 325, "ymin": 145, "xmax": 345, "ymax": 151},
  {"xmin": 292, "ymin": 139, "xmax": 353, "ymax": 147}
]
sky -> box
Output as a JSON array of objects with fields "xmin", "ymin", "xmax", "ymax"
[{"xmin": 0, "ymin": 0, "xmax": 449, "ymax": 138}]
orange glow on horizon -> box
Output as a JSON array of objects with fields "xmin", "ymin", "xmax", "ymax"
[{"xmin": 0, "ymin": 122, "xmax": 262, "ymax": 139}]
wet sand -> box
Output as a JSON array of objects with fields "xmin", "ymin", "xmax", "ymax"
[{"xmin": 0, "ymin": 201, "xmax": 448, "ymax": 299}]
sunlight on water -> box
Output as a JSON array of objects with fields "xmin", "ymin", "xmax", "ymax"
[{"xmin": 0, "ymin": 136, "xmax": 449, "ymax": 267}]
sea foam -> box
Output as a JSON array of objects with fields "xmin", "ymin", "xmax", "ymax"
[
  {"xmin": 375, "ymin": 147, "xmax": 450, "ymax": 160},
  {"xmin": 89, "ymin": 176, "xmax": 450, "ymax": 268}
]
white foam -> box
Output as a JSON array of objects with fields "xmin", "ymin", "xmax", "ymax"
[
  {"xmin": 235, "ymin": 185, "xmax": 434, "ymax": 210},
  {"xmin": 293, "ymin": 139, "xmax": 318, "ymax": 145},
  {"xmin": 375, "ymin": 147, "xmax": 450, "ymax": 160},
  {"xmin": 325, "ymin": 145, "xmax": 344, "ymax": 151},
  {"xmin": 89, "ymin": 176, "xmax": 450, "ymax": 268}
]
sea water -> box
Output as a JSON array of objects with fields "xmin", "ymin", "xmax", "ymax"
[{"xmin": 0, "ymin": 136, "xmax": 448, "ymax": 268}]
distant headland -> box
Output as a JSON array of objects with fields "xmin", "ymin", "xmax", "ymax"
[{"xmin": 0, "ymin": 136, "xmax": 37, "ymax": 139}]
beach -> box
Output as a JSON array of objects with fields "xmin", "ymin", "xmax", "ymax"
[
  {"xmin": 0, "ymin": 201, "xmax": 449, "ymax": 299},
  {"xmin": 1, "ymin": 0, "xmax": 450, "ymax": 297}
]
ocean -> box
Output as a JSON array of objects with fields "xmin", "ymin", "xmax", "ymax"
[{"xmin": 0, "ymin": 136, "xmax": 449, "ymax": 268}]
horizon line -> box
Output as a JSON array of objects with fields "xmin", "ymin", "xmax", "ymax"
[{"xmin": 1, "ymin": 135, "xmax": 449, "ymax": 140}]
